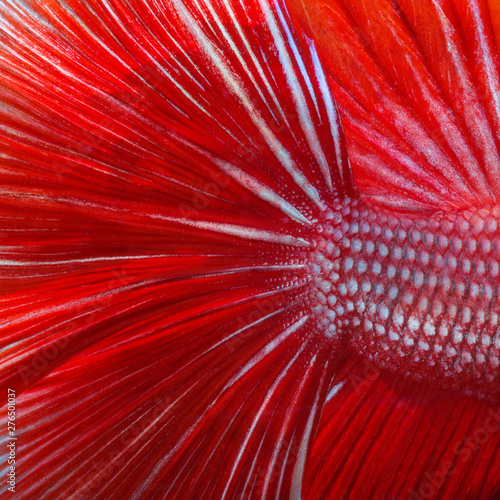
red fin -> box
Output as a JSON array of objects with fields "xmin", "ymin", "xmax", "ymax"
[
  {"xmin": 0, "ymin": 0, "xmax": 355, "ymax": 394},
  {"xmin": 8, "ymin": 311, "xmax": 339, "ymax": 498},
  {"xmin": 305, "ymin": 353, "xmax": 500, "ymax": 500},
  {"xmin": 0, "ymin": 0, "xmax": 354, "ymax": 233},
  {"xmin": 0, "ymin": 0, "xmax": 352, "ymax": 497},
  {"xmin": 289, "ymin": 0, "xmax": 500, "ymax": 211}
]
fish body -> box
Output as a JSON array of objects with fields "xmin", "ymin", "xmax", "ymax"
[
  {"xmin": 311, "ymin": 200, "xmax": 500, "ymax": 397},
  {"xmin": 2, "ymin": 0, "xmax": 500, "ymax": 498}
]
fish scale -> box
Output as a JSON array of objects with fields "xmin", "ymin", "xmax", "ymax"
[{"xmin": 310, "ymin": 199, "xmax": 500, "ymax": 397}]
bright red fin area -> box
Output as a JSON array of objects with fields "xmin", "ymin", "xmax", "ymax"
[
  {"xmin": 0, "ymin": 0, "xmax": 348, "ymax": 497},
  {"xmin": 290, "ymin": 0, "xmax": 500, "ymax": 211}
]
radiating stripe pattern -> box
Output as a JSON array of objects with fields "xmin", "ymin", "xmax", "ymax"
[
  {"xmin": 289, "ymin": 0, "xmax": 500, "ymax": 212},
  {"xmin": 0, "ymin": 0, "xmax": 349, "ymax": 498}
]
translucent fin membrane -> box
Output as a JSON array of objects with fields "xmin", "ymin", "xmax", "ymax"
[
  {"xmin": 290, "ymin": 0, "xmax": 500, "ymax": 211},
  {"xmin": 307, "ymin": 354, "xmax": 500, "ymax": 500},
  {"xmin": 0, "ymin": 0, "xmax": 351, "ymax": 497}
]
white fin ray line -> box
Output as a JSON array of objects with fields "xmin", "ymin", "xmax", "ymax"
[
  {"xmin": 170, "ymin": 0, "xmax": 324, "ymax": 208},
  {"xmin": 220, "ymin": 321, "xmax": 310, "ymax": 499}
]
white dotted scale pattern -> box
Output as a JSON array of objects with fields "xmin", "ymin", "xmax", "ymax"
[{"xmin": 309, "ymin": 199, "xmax": 500, "ymax": 392}]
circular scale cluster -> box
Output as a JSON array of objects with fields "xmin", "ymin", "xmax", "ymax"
[{"xmin": 309, "ymin": 200, "xmax": 500, "ymax": 394}]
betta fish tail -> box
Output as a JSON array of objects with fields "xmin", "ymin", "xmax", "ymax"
[
  {"xmin": 0, "ymin": 0, "xmax": 356, "ymax": 498},
  {"xmin": 305, "ymin": 352, "xmax": 500, "ymax": 500},
  {"xmin": 6, "ymin": 0, "xmax": 500, "ymax": 498}
]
